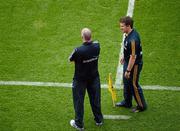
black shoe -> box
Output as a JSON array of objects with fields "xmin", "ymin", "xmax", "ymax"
[
  {"xmin": 132, "ymin": 107, "xmax": 141, "ymax": 113},
  {"xmin": 132, "ymin": 106, "xmax": 146, "ymax": 113},
  {"xmin": 115, "ymin": 101, "xmax": 132, "ymax": 108}
]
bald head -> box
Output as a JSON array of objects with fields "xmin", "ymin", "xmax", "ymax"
[{"xmin": 81, "ymin": 28, "xmax": 91, "ymax": 42}]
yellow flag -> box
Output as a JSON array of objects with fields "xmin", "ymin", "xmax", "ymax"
[{"xmin": 108, "ymin": 73, "xmax": 117, "ymax": 107}]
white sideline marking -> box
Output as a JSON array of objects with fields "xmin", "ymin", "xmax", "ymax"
[
  {"xmin": 103, "ymin": 115, "xmax": 131, "ymax": 120},
  {"xmin": 0, "ymin": 81, "xmax": 179, "ymax": 91},
  {"xmin": 115, "ymin": 0, "xmax": 135, "ymax": 87},
  {"xmin": 0, "ymin": 80, "xmax": 105, "ymax": 88},
  {"xmin": 0, "ymin": 81, "xmax": 72, "ymax": 88},
  {"xmin": 142, "ymin": 85, "xmax": 180, "ymax": 91},
  {"xmin": 126, "ymin": 0, "xmax": 135, "ymax": 17}
]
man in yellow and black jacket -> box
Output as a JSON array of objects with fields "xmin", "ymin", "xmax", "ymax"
[{"xmin": 116, "ymin": 16, "xmax": 147, "ymax": 113}]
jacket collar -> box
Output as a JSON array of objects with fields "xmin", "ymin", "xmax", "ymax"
[{"xmin": 83, "ymin": 41, "xmax": 92, "ymax": 45}]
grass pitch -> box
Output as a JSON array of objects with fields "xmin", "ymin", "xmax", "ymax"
[
  {"xmin": 0, "ymin": 86, "xmax": 180, "ymax": 131},
  {"xmin": 0, "ymin": 0, "xmax": 128, "ymax": 83},
  {"xmin": 0, "ymin": 0, "xmax": 180, "ymax": 131}
]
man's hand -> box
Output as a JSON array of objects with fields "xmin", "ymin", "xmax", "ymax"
[
  {"xmin": 124, "ymin": 71, "xmax": 130, "ymax": 79},
  {"xmin": 120, "ymin": 56, "xmax": 124, "ymax": 65}
]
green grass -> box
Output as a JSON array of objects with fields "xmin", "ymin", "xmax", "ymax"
[
  {"xmin": 133, "ymin": 0, "xmax": 180, "ymax": 86},
  {"xmin": 0, "ymin": 86, "xmax": 180, "ymax": 131},
  {"xmin": 0, "ymin": 0, "xmax": 180, "ymax": 131},
  {"xmin": 0, "ymin": 0, "xmax": 179, "ymax": 86},
  {"xmin": 0, "ymin": 0, "xmax": 128, "ymax": 83}
]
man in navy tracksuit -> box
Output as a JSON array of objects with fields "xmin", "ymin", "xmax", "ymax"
[
  {"xmin": 69, "ymin": 28, "xmax": 103, "ymax": 130},
  {"xmin": 116, "ymin": 16, "xmax": 147, "ymax": 112}
]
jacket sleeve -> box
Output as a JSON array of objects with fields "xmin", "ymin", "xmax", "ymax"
[
  {"xmin": 69, "ymin": 48, "xmax": 78, "ymax": 62},
  {"xmin": 130, "ymin": 39, "xmax": 137, "ymax": 57}
]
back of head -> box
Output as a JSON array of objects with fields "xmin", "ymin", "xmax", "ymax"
[{"xmin": 81, "ymin": 28, "xmax": 91, "ymax": 41}]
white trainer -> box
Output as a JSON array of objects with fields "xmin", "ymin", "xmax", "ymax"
[
  {"xmin": 96, "ymin": 122, "xmax": 103, "ymax": 126},
  {"xmin": 70, "ymin": 119, "xmax": 84, "ymax": 131}
]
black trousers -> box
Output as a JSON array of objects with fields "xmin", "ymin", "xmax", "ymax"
[
  {"xmin": 72, "ymin": 76, "xmax": 103, "ymax": 128},
  {"xmin": 123, "ymin": 62, "xmax": 147, "ymax": 110}
]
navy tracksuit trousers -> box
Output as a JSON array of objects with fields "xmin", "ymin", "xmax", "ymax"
[
  {"xmin": 123, "ymin": 62, "xmax": 147, "ymax": 110},
  {"xmin": 72, "ymin": 76, "xmax": 103, "ymax": 128}
]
